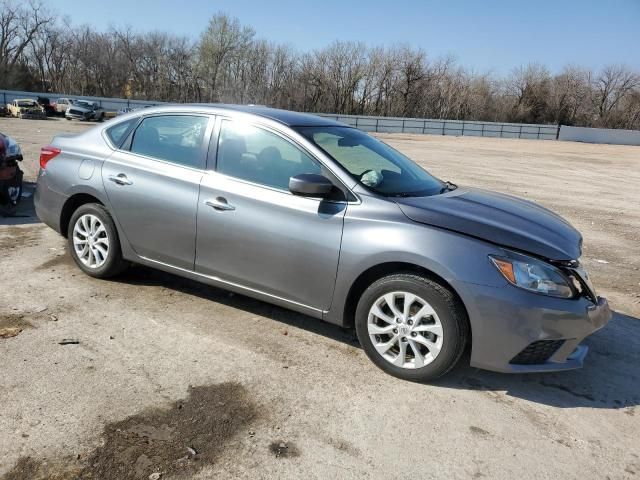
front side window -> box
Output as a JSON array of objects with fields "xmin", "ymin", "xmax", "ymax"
[
  {"xmin": 297, "ymin": 126, "xmax": 444, "ymax": 197},
  {"xmin": 130, "ymin": 115, "xmax": 209, "ymax": 168},
  {"xmin": 216, "ymin": 119, "xmax": 321, "ymax": 190}
]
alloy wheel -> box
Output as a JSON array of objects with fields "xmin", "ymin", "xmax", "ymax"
[
  {"xmin": 72, "ymin": 214, "xmax": 110, "ymax": 268},
  {"xmin": 367, "ymin": 291, "xmax": 444, "ymax": 369}
]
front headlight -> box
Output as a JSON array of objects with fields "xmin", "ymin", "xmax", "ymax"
[{"xmin": 489, "ymin": 254, "xmax": 575, "ymax": 298}]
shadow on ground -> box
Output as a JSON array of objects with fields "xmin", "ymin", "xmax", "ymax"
[
  {"xmin": 116, "ymin": 264, "xmax": 640, "ymax": 411},
  {"xmin": 438, "ymin": 311, "xmax": 640, "ymax": 410}
]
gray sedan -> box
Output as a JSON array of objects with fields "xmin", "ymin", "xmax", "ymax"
[{"xmin": 34, "ymin": 105, "xmax": 611, "ymax": 381}]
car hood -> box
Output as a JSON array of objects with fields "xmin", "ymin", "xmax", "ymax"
[
  {"xmin": 395, "ymin": 187, "xmax": 582, "ymax": 261},
  {"xmin": 70, "ymin": 105, "xmax": 92, "ymax": 113}
]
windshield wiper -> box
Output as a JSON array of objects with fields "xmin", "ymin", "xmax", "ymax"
[
  {"xmin": 390, "ymin": 192, "xmax": 415, "ymax": 198},
  {"xmin": 440, "ymin": 181, "xmax": 458, "ymax": 193}
]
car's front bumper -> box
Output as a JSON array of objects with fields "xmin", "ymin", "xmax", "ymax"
[
  {"xmin": 456, "ymin": 281, "xmax": 612, "ymax": 373},
  {"xmin": 65, "ymin": 113, "xmax": 90, "ymax": 120},
  {"xmin": 19, "ymin": 111, "xmax": 47, "ymax": 119}
]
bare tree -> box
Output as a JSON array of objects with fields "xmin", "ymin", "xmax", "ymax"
[
  {"xmin": 4, "ymin": 8, "xmax": 639, "ymax": 130},
  {"xmin": 198, "ymin": 12, "xmax": 254, "ymax": 102},
  {"xmin": 0, "ymin": 0, "xmax": 53, "ymax": 88},
  {"xmin": 590, "ymin": 65, "xmax": 640, "ymax": 127}
]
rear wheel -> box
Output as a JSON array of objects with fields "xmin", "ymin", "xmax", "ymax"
[
  {"xmin": 67, "ymin": 203, "xmax": 129, "ymax": 278},
  {"xmin": 355, "ymin": 273, "xmax": 469, "ymax": 382}
]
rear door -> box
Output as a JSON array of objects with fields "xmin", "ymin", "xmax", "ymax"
[
  {"xmin": 195, "ymin": 117, "xmax": 347, "ymax": 311},
  {"xmin": 102, "ymin": 114, "xmax": 213, "ymax": 269}
]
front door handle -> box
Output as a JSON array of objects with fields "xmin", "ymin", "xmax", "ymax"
[
  {"xmin": 108, "ymin": 174, "xmax": 133, "ymax": 186},
  {"xmin": 204, "ymin": 197, "xmax": 235, "ymax": 211}
]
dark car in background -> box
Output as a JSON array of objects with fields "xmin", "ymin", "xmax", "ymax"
[{"xmin": 37, "ymin": 97, "xmax": 57, "ymax": 117}]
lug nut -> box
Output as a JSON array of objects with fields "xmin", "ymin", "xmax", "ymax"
[
  {"xmin": 407, "ymin": 319, "xmax": 414, "ymax": 326},
  {"xmin": 395, "ymin": 318, "xmax": 401, "ymax": 323},
  {"xmin": 393, "ymin": 328, "xmax": 398, "ymax": 334},
  {"xmin": 411, "ymin": 332, "xmax": 417, "ymax": 337},
  {"xmin": 401, "ymin": 337, "xmax": 407, "ymax": 342}
]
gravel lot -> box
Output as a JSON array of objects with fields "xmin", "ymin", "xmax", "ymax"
[{"xmin": 1, "ymin": 117, "xmax": 639, "ymax": 480}]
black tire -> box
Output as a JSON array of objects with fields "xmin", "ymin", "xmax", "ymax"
[
  {"xmin": 355, "ymin": 273, "xmax": 469, "ymax": 382},
  {"xmin": 67, "ymin": 203, "xmax": 129, "ymax": 278}
]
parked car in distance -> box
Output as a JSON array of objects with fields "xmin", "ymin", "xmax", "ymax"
[
  {"xmin": 34, "ymin": 105, "xmax": 612, "ymax": 381},
  {"xmin": 7, "ymin": 99, "xmax": 47, "ymax": 119},
  {"xmin": 55, "ymin": 98, "xmax": 76, "ymax": 115},
  {"xmin": 65, "ymin": 100, "xmax": 106, "ymax": 122},
  {"xmin": 37, "ymin": 97, "xmax": 56, "ymax": 117}
]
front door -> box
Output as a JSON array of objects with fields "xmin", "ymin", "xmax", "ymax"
[
  {"xmin": 102, "ymin": 114, "xmax": 212, "ymax": 269},
  {"xmin": 195, "ymin": 118, "xmax": 346, "ymax": 311}
]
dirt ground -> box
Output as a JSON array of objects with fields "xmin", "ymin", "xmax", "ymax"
[{"xmin": 1, "ymin": 117, "xmax": 639, "ymax": 480}]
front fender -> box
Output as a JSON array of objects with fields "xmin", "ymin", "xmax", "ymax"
[{"xmin": 324, "ymin": 197, "xmax": 508, "ymax": 326}]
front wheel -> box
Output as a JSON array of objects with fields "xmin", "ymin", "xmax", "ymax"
[
  {"xmin": 67, "ymin": 203, "xmax": 129, "ymax": 278},
  {"xmin": 355, "ymin": 273, "xmax": 469, "ymax": 382}
]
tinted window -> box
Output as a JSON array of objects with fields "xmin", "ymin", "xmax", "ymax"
[
  {"xmin": 106, "ymin": 119, "xmax": 136, "ymax": 147},
  {"xmin": 297, "ymin": 126, "xmax": 444, "ymax": 197},
  {"xmin": 130, "ymin": 115, "xmax": 208, "ymax": 168},
  {"xmin": 217, "ymin": 119, "xmax": 321, "ymax": 190}
]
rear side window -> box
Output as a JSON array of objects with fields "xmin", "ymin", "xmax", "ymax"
[
  {"xmin": 130, "ymin": 115, "xmax": 209, "ymax": 168},
  {"xmin": 106, "ymin": 119, "xmax": 136, "ymax": 148}
]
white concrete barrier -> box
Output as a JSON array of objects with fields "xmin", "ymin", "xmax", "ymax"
[{"xmin": 558, "ymin": 125, "xmax": 640, "ymax": 146}]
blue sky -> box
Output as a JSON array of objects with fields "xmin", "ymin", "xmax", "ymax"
[{"xmin": 53, "ymin": 0, "xmax": 639, "ymax": 75}]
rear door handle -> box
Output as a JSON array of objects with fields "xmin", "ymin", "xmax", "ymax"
[
  {"xmin": 204, "ymin": 197, "xmax": 235, "ymax": 211},
  {"xmin": 108, "ymin": 174, "xmax": 133, "ymax": 186}
]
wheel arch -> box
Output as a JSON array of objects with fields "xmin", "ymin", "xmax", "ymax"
[
  {"xmin": 341, "ymin": 262, "xmax": 471, "ymax": 335},
  {"xmin": 59, "ymin": 193, "xmax": 104, "ymax": 238}
]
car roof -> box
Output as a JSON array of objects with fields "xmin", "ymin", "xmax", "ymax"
[
  {"xmin": 15, "ymin": 98, "xmax": 36, "ymax": 102},
  {"xmin": 183, "ymin": 104, "xmax": 347, "ymax": 128}
]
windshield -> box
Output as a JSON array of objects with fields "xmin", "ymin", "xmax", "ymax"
[{"xmin": 296, "ymin": 126, "xmax": 444, "ymax": 197}]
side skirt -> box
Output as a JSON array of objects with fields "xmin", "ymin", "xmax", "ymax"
[{"xmin": 133, "ymin": 255, "xmax": 327, "ymax": 321}]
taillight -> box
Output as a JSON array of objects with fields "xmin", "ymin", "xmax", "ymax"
[{"xmin": 40, "ymin": 145, "xmax": 61, "ymax": 169}]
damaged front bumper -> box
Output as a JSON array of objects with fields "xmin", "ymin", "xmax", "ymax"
[
  {"xmin": 19, "ymin": 110, "xmax": 47, "ymax": 119},
  {"xmin": 457, "ymin": 280, "xmax": 612, "ymax": 373}
]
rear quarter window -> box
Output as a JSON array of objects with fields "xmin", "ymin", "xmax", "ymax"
[{"xmin": 106, "ymin": 119, "xmax": 137, "ymax": 148}]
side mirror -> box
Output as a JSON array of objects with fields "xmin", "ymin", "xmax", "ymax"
[{"xmin": 289, "ymin": 174, "xmax": 334, "ymax": 198}]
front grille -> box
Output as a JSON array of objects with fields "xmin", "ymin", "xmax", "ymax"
[
  {"xmin": 68, "ymin": 109, "xmax": 83, "ymax": 115},
  {"xmin": 510, "ymin": 340, "xmax": 565, "ymax": 365}
]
